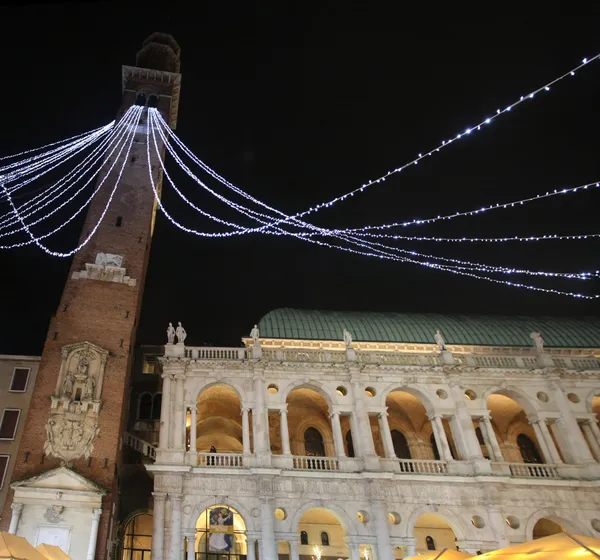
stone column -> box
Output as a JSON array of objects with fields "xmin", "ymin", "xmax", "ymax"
[
  {"xmin": 246, "ymin": 537, "xmax": 257, "ymax": 560},
  {"xmin": 169, "ymin": 495, "xmax": 183, "ymax": 559},
  {"xmin": 344, "ymin": 540, "xmax": 361, "ymax": 560},
  {"xmin": 86, "ymin": 508, "xmax": 102, "ymax": 560},
  {"xmin": 189, "ymin": 405, "xmax": 197, "ymax": 454},
  {"xmin": 349, "ymin": 411, "xmax": 362, "ymax": 457},
  {"xmin": 580, "ymin": 422, "xmax": 600, "ymax": 460},
  {"xmin": 448, "ymin": 378, "xmax": 483, "ymax": 460},
  {"xmin": 550, "ymin": 380, "xmax": 595, "ymax": 463},
  {"xmin": 481, "ymin": 415, "xmax": 504, "ymax": 461},
  {"xmin": 280, "ymin": 406, "xmax": 292, "ymax": 456},
  {"xmin": 242, "ymin": 406, "xmax": 252, "ymax": 455},
  {"xmin": 152, "ymin": 492, "xmax": 166, "ymax": 560},
  {"xmin": 331, "ymin": 411, "xmax": 346, "ymax": 458},
  {"xmin": 8, "ymin": 503, "xmax": 22, "ymax": 534},
  {"xmin": 372, "ymin": 502, "xmax": 394, "ymax": 560},
  {"xmin": 352, "ymin": 380, "xmax": 377, "ymax": 459},
  {"xmin": 253, "ymin": 376, "xmax": 270, "ymax": 462},
  {"xmin": 487, "ymin": 506, "xmax": 509, "ymax": 549},
  {"xmin": 430, "ymin": 414, "xmax": 453, "ymax": 461},
  {"xmin": 159, "ymin": 373, "xmax": 172, "ymax": 449},
  {"xmin": 404, "ymin": 538, "xmax": 416, "ymax": 557},
  {"xmin": 530, "ymin": 418, "xmax": 562, "ymax": 464},
  {"xmin": 260, "ymin": 497, "xmax": 277, "ymax": 560},
  {"xmin": 173, "ymin": 374, "xmax": 186, "ymax": 450},
  {"xmin": 289, "ymin": 538, "xmax": 300, "ymax": 560},
  {"xmin": 378, "ymin": 411, "xmax": 396, "ymax": 459},
  {"xmin": 185, "ymin": 531, "xmax": 196, "ymax": 560}
]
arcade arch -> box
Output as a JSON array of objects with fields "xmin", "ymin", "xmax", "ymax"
[
  {"xmin": 532, "ymin": 518, "xmax": 564, "ymax": 539},
  {"xmin": 121, "ymin": 512, "xmax": 152, "ymax": 560},
  {"xmin": 193, "ymin": 505, "xmax": 248, "ymax": 560},
  {"xmin": 293, "ymin": 508, "xmax": 349, "ymax": 559},
  {"xmin": 195, "ymin": 385, "xmax": 243, "ymax": 453},
  {"xmin": 412, "ymin": 513, "xmax": 458, "ymax": 555}
]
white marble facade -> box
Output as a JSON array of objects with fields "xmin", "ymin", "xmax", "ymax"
[{"xmin": 147, "ymin": 338, "xmax": 600, "ymax": 559}]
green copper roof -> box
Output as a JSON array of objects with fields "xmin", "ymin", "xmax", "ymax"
[{"xmin": 258, "ymin": 308, "xmax": 600, "ymax": 348}]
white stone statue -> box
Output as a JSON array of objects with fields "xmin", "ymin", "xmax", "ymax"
[
  {"xmin": 77, "ymin": 354, "xmax": 89, "ymax": 377},
  {"xmin": 530, "ymin": 331, "xmax": 544, "ymax": 353},
  {"xmin": 434, "ymin": 329, "xmax": 446, "ymax": 351},
  {"xmin": 250, "ymin": 324, "xmax": 260, "ymax": 344},
  {"xmin": 175, "ymin": 322, "xmax": 187, "ymax": 344},
  {"xmin": 84, "ymin": 374, "xmax": 96, "ymax": 399},
  {"xmin": 61, "ymin": 373, "xmax": 75, "ymax": 397},
  {"xmin": 343, "ymin": 328, "xmax": 353, "ymax": 348},
  {"xmin": 167, "ymin": 322, "xmax": 175, "ymax": 344}
]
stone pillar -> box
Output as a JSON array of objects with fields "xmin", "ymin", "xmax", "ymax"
[
  {"xmin": 331, "ymin": 411, "xmax": 346, "ymax": 458},
  {"xmin": 372, "ymin": 502, "xmax": 393, "ymax": 560},
  {"xmin": 289, "ymin": 538, "xmax": 300, "ymax": 560},
  {"xmin": 159, "ymin": 373, "xmax": 172, "ymax": 449},
  {"xmin": 345, "ymin": 540, "xmax": 361, "ymax": 560},
  {"xmin": 550, "ymin": 381, "xmax": 595, "ymax": 463},
  {"xmin": 169, "ymin": 495, "xmax": 183, "ymax": 560},
  {"xmin": 185, "ymin": 531, "xmax": 196, "ymax": 560},
  {"xmin": 242, "ymin": 406, "xmax": 252, "ymax": 455},
  {"xmin": 481, "ymin": 415, "xmax": 504, "ymax": 461},
  {"xmin": 189, "ymin": 405, "xmax": 197, "ymax": 454},
  {"xmin": 583, "ymin": 420, "xmax": 600, "ymax": 460},
  {"xmin": 487, "ymin": 506, "xmax": 509, "ymax": 549},
  {"xmin": 246, "ymin": 537, "xmax": 257, "ymax": 560},
  {"xmin": 253, "ymin": 376, "xmax": 270, "ymax": 462},
  {"xmin": 349, "ymin": 411, "xmax": 362, "ymax": 457},
  {"xmin": 448, "ymin": 378, "xmax": 483, "ymax": 460},
  {"xmin": 352, "ymin": 380, "xmax": 377, "ymax": 462},
  {"xmin": 173, "ymin": 374, "xmax": 186, "ymax": 450},
  {"xmin": 8, "ymin": 502, "xmax": 22, "ymax": 534},
  {"xmin": 530, "ymin": 418, "xmax": 563, "ymax": 464},
  {"xmin": 260, "ymin": 497, "xmax": 277, "ymax": 560},
  {"xmin": 405, "ymin": 538, "xmax": 416, "ymax": 557},
  {"xmin": 378, "ymin": 411, "xmax": 396, "ymax": 459},
  {"xmin": 86, "ymin": 508, "xmax": 102, "ymax": 560},
  {"xmin": 430, "ymin": 414, "xmax": 453, "ymax": 461},
  {"xmin": 152, "ymin": 492, "xmax": 166, "ymax": 560},
  {"xmin": 280, "ymin": 406, "xmax": 292, "ymax": 456}
]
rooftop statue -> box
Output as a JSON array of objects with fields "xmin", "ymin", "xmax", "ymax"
[
  {"xmin": 434, "ymin": 329, "xmax": 446, "ymax": 351},
  {"xmin": 176, "ymin": 322, "xmax": 187, "ymax": 344},
  {"xmin": 167, "ymin": 322, "xmax": 175, "ymax": 344}
]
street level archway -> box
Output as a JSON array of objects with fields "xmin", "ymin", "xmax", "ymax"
[{"xmin": 194, "ymin": 505, "xmax": 247, "ymax": 560}]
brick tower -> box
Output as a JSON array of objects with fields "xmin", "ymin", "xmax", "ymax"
[{"xmin": 0, "ymin": 33, "xmax": 181, "ymax": 559}]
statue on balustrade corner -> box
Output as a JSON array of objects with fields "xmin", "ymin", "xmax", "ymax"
[
  {"xmin": 250, "ymin": 324, "xmax": 260, "ymax": 345},
  {"xmin": 434, "ymin": 328, "xmax": 446, "ymax": 351},
  {"xmin": 167, "ymin": 322, "xmax": 175, "ymax": 344},
  {"xmin": 343, "ymin": 328, "xmax": 353, "ymax": 348},
  {"xmin": 530, "ymin": 331, "xmax": 545, "ymax": 353},
  {"xmin": 176, "ymin": 322, "xmax": 187, "ymax": 344}
]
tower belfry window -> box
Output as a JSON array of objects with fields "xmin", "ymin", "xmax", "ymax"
[
  {"xmin": 148, "ymin": 95, "xmax": 159, "ymax": 108},
  {"xmin": 135, "ymin": 93, "xmax": 147, "ymax": 106}
]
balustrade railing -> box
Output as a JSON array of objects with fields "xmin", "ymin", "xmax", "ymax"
[
  {"xmin": 124, "ymin": 432, "xmax": 156, "ymax": 460},
  {"xmin": 492, "ymin": 462, "xmax": 560, "ymax": 479},
  {"xmin": 397, "ymin": 458, "xmax": 448, "ymax": 474},
  {"xmin": 185, "ymin": 347, "xmax": 248, "ymax": 360},
  {"xmin": 196, "ymin": 453, "xmax": 244, "ymax": 468},
  {"xmin": 292, "ymin": 455, "xmax": 340, "ymax": 471}
]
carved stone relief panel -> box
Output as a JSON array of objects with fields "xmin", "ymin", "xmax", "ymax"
[{"xmin": 44, "ymin": 341, "xmax": 108, "ymax": 465}]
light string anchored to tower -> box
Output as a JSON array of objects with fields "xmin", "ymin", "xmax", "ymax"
[{"xmin": 0, "ymin": 52, "xmax": 598, "ymax": 300}]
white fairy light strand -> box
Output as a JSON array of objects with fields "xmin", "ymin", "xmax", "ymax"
[
  {"xmin": 0, "ymin": 108, "xmax": 139, "ymax": 249},
  {"xmin": 0, "ymin": 106, "xmax": 142, "ymax": 256},
  {"xmin": 344, "ymin": 231, "xmax": 600, "ymax": 243},
  {"xmin": 0, "ymin": 110, "xmax": 133, "ymax": 234}
]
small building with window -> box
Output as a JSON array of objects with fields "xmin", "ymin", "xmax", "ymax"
[{"xmin": 0, "ymin": 354, "xmax": 40, "ymax": 513}]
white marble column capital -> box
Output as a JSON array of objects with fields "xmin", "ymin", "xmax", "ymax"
[
  {"xmin": 161, "ymin": 372, "xmax": 174, "ymax": 380},
  {"xmin": 279, "ymin": 404, "xmax": 289, "ymax": 415},
  {"xmin": 170, "ymin": 494, "xmax": 183, "ymax": 503},
  {"xmin": 11, "ymin": 503, "xmax": 23, "ymax": 514},
  {"xmin": 92, "ymin": 508, "xmax": 102, "ymax": 520}
]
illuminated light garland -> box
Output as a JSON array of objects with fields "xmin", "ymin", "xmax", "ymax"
[
  {"xmin": 155, "ymin": 54, "xmax": 600, "ymax": 231},
  {"xmin": 342, "ymin": 232, "xmax": 600, "ymax": 243},
  {"xmin": 0, "ymin": 106, "xmax": 142, "ymax": 257},
  {"xmin": 148, "ymin": 112, "xmax": 599, "ymax": 294},
  {"xmin": 0, "ymin": 110, "xmax": 135, "ymax": 235},
  {"xmin": 0, "ymin": 108, "xmax": 140, "ymax": 249},
  {"xmin": 0, "ymin": 128, "xmax": 113, "ymax": 209},
  {"xmin": 0, "ymin": 125, "xmax": 113, "ymax": 197}
]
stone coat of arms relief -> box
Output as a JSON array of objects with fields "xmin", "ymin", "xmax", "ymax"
[{"xmin": 44, "ymin": 341, "xmax": 108, "ymax": 465}]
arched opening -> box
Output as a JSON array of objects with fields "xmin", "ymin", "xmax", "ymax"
[
  {"xmin": 517, "ymin": 434, "xmax": 542, "ymax": 464},
  {"xmin": 295, "ymin": 508, "xmax": 347, "ymax": 559},
  {"xmin": 487, "ymin": 393, "xmax": 547, "ymax": 463},
  {"xmin": 148, "ymin": 94, "xmax": 159, "ymax": 108},
  {"xmin": 286, "ymin": 388, "xmax": 335, "ymax": 457},
  {"xmin": 137, "ymin": 393, "xmax": 152, "ymax": 420},
  {"xmin": 413, "ymin": 514, "xmax": 458, "ymax": 555},
  {"xmin": 391, "ymin": 430, "xmax": 411, "ymax": 459},
  {"xmin": 196, "ymin": 385, "xmax": 243, "ymax": 453},
  {"xmin": 345, "ymin": 430, "xmax": 355, "ymax": 458},
  {"xmin": 385, "ymin": 389, "xmax": 457, "ymax": 461},
  {"xmin": 121, "ymin": 513, "xmax": 152, "ymax": 559},
  {"xmin": 194, "ymin": 505, "xmax": 247, "ymax": 560},
  {"xmin": 135, "ymin": 92, "xmax": 147, "ymax": 106},
  {"xmin": 533, "ymin": 518, "xmax": 564, "ymax": 539}
]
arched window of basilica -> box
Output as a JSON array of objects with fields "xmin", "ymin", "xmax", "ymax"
[
  {"xmin": 304, "ymin": 427, "xmax": 325, "ymax": 457},
  {"xmin": 426, "ymin": 536, "xmax": 436, "ymax": 550},
  {"xmin": 300, "ymin": 531, "xmax": 309, "ymax": 545},
  {"xmin": 391, "ymin": 429, "xmax": 411, "ymax": 459},
  {"xmin": 138, "ymin": 393, "xmax": 152, "ymax": 420},
  {"xmin": 121, "ymin": 513, "xmax": 152, "ymax": 559},
  {"xmin": 517, "ymin": 433, "xmax": 543, "ymax": 464},
  {"xmin": 321, "ymin": 532, "xmax": 330, "ymax": 546}
]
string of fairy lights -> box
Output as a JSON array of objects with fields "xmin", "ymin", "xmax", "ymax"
[{"xmin": 0, "ymin": 53, "xmax": 599, "ymax": 300}]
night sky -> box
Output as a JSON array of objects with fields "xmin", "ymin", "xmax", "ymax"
[{"xmin": 1, "ymin": 2, "xmax": 599, "ymax": 355}]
